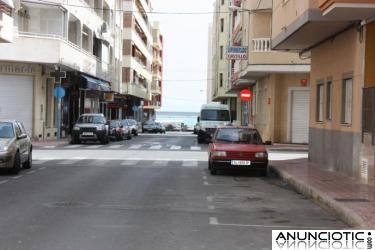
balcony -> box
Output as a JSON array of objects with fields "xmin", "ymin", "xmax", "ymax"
[
  {"xmin": 151, "ymin": 81, "xmax": 161, "ymax": 95},
  {"xmin": 0, "ymin": 12, "xmax": 13, "ymax": 42},
  {"xmin": 318, "ymin": 0, "xmax": 375, "ymax": 20},
  {"xmin": 272, "ymin": 0, "xmax": 356, "ymax": 51},
  {"xmin": 252, "ymin": 38, "xmax": 271, "ymax": 52},
  {"xmin": 0, "ymin": 32, "xmax": 112, "ymax": 81}
]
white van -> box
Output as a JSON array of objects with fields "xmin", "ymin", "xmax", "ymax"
[{"xmin": 197, "ymin": 103, "xmax": 231, "ymax": 143}]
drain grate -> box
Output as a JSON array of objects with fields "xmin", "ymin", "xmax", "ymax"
[{"xmin": 335, "ymin": 198, "xmax": 370, "ymax": 202}]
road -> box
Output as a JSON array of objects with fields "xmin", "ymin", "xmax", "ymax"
[{"xmin": 0, "ymin": 132, "xmax": 348, "ymax": 250}]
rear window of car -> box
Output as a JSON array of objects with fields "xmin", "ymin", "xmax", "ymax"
[{"xmin": 215, "ymin": 128, "xmax": 263, "ymax": 144}]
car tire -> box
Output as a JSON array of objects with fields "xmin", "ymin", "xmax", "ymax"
[
  {"xmin": 71, "ymin": 136, "xmax": 80, "ymax": 144},
  {"xmin": 23, "ymin": 149, "xmax": 32, "ymax": 169},
  {"xmin": 260, "ymin": 167, "xmax": 268, "ymax": 177},
  {"xmin": 208, "ymin": 160, "xmax": 217, "ymax": 175},
  {"xmin": 11, "ymin": 152, "xmax": 21, "ymax": 174},
  {"xmin": 101, "ymin": 135, "xmax": 109, "ymax": 145},
  {"xmin": 197, "ymin": 136, "xmax": 204, "ymax": 144}
]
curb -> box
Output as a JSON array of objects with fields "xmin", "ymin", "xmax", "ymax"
[{"xmin": 269, "ymin": 164, "xmax": 369, "ymax": 229}]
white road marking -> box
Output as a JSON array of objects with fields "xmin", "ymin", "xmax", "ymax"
[
  {"xmin": 12, "ymin": 175, "xmax": 23, "ymax": 179},
  {"xmin": 150, "ymin": 145, "xmax": 162, "ymax": 150},
  {"xmin": 208, "ymin": 205, "xmax": 215, "ymax": 210},
  {"xmin": 170, "ymin": 145, "xmax": 181, "ymax": 150},
  {"xmin": 152, "ymin": 160, "xmax": 169, "ymax": 167},
  {"xmin": 202, "ymin": 176, "xmax": 207, "ymax": 180},
  {"xmin": 209, "ymin": 217, "xmax": 330, "ymax": 229},
  {"xmin": 58, "ymin": 159, "xmax": 82, "ymax": 165},
  {"xmin": 26, "ymin": 170, "xmax": 36, "ymax": 175},
  {"xmin": 203, "ymin": 181, "xmax": 209, "ymax": 186},
  {"xmin": 190, "ymin": 146, "xmax": 201, "ymax": 151},
  {"xmin": 38, "ymin": 167, "xmax": 47, "ymax": 170},
  {"xmin": 43, "ymin": 146, "xmax": 56, "ymax": 149},
  {"xmin": 206, "ymin": 196, "xmax": 213, "ymax": 202},
  {"xmin": 108, "ymin": 145, "xmax": 123, "ymax": 149},
  {"xmin": 129, "ymin": 144, "xmax": 143, "ymax": 149},
  {"xmin": 182, "ymin": 160, "xmax": 198, "ymax": 167},
  {"xmin": 209, "ymin": 217, "xmax": 218, "ymax": 225},
  {"xmin": 0, "ymin": 180, "xmax": 9, "ymax": 185},
  {"xmin": 121, "ymin": 160, "xmax": 140, "ymax": 166},
  {"xmin": 64, "ymin": 145, "xmax": 82, "ymax": 149},
  {"xmin": 33, "ymin": 160, "xmax": 48, "ymax": 165},
  {"xmin": 86, "ymin": 145, "xmax": 102, "ymax": 149}
]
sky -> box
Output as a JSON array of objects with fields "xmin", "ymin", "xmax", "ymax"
[{"xmin": 151, "ymin": 0, "xmax": 215, "ymax": 112}]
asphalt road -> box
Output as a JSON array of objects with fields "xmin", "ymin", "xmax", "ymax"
[{"xmin": 0, "ymin": 132, "xmax": 348, "ymax": 250}]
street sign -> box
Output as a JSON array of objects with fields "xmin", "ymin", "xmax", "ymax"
[
  {"xmin": 53, "ymin": 86, "xmax": 65, "ymax": 99},
  {"xmin": 240, "ymin": 89, "xmax": 252, "ymax": 102}
]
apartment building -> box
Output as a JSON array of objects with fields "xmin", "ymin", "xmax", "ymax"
[
  {"xmin": 272, "ymin": 0, "xmax": 375, "ymax": 182},
  {"xmin": 228, "ymin": 0, "xmax": 310, "ymax": 143},
  {"xmin": 143, "ymin": 21, "xmax": 163, "ymax": 119},
  {"xmin": 0, "ymin": 0, "xmax": 13, "ymax": 43},
  {"xmin": 210, "ymin": 0, "xmax": 240, "ymax": 123},
  {"xmin": 122, "ymin": 0, "xmax": 153, "ymax": 121},
  {"xmin": 0, "ymin": 0, "xmax": 118, "ymax": 139}
]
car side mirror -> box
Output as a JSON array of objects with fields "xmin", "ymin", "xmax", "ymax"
[
  {"xmin": 264, "ymin": 140, "xmax": 272, "ymax": 145},
  {"xmin": 17, "ymin": 134, "xmax": 27, "ymax": 139}
]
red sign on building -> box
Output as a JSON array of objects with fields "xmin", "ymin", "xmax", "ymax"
[{"xmin": 240, "ymin": 89, "xmax": 252, "ymax": 102}]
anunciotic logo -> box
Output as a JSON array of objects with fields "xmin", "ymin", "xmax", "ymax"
[{"xmin": 272, "ymin": 230, "xmax": 375, "ymax": 250}]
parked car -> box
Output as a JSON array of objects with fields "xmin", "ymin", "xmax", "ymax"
[
  {"xmin": 71, "ymin": 113, "xmax": 110, "ymax": 144},
  {"xmin": 121, "ymin": 119, "xmax": 140, "ymax": 136},
  {"xmin": 109, "ymin": 120, "xmax": 130, "ymax": 141},
  {"xmin": 0, "ymin": 120, "xmax": 32, "ymax": 174},
  {"xmin": 155, "ymin": 122, "xmax": 166, "ymax": 134},
  {"xmin": 208, "ymin": 126, "xmax": 270, "ymax": 176},
  {"xmin": 142, "ymin": 121, "xmax": 158, "ymax": 133}
]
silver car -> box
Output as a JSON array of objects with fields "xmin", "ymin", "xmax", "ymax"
[{"xmin": 0, "ymin": 120, "xmax": 32, "ymax": 174}]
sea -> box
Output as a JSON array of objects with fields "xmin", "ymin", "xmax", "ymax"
[{"xmin": 155, "ymin": 111, "xmax": 199, "ymax": 128}]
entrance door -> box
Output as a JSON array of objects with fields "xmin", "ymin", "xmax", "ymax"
[{"xmin": 290, "ymin": 89, "xmax": 309, "ymax": 143}]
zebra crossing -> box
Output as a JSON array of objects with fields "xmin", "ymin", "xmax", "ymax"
[
  {"xmin": 38, "ymin": 144, "xmax": 203, "ymax": 151},
  {"xmin": 32, "ymin": 158, "xmax": 202, "ymax": 168}
]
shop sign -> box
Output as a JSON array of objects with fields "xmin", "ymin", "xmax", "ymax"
[{"xmin": 0, "ymin": 64, "xmax": 36, "ymax": 75}]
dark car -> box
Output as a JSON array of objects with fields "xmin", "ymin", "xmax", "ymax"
[
  {"xmin": 155, "ymin": 122, "xmax": 166, "ymax": 134},
  {"xmin": 71, "ymin": 113, "xmax": 110, "ymax": 144},
  {"xmin": 208, "ymin": 126, "xmax": 270, "ymax": 176},
  {"xmin": 0, "ymin": 120, "xmax": 32, "ymax": 174}
]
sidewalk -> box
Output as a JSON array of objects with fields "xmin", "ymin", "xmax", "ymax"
[
  {"xmin": 32, "ymin": 138, "xmax": 70, "ymax": 147},
  {"xmin": 270, "ymin": 158, "xmax": 375, "ymax": 229}
]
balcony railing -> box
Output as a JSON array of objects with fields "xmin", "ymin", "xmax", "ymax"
[{"xmin": 252, "ymin": 38, "xmax": 271, "ymax": 52}]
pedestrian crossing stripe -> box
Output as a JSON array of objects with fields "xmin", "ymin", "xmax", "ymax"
[
  {"xmin": 34, "ymin": 159, "xmax": 200, "ymax": 168},
  {"xmin": 45, "ymin": 144, "xmax": 202, "ymax": 151}
]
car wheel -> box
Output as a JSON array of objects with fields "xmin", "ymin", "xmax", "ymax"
[
  {"xmin": 22, "ymin": 149, "xmax": 32, "ymax": 169},
  {"xmin": 134, "ymin": 131, "xmax": 138, "ymax": 136},
  {"xmin": 11, "ymin": 152, "xmax": 21, "ymax": 174},
  {"xmin": 260, "ymin": 167, "xmax": 268, "ymax": 177},
  {"xmin": 71, "ymin": 136, "xmax": 80, "ymax": 144},
  {"xmin": 101, "ymin": 135, "xmax": 109, "ymax": 145},
  {"xmin": 209, "ymin": 161, "xmax": 217, "ymax": 175},
  {"xmin": 197, "ymin": 136, "xmax": 204, "ymax": 144}
]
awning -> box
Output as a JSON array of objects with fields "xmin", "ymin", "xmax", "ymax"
[{"xmin": 81, "ymin": 75, "xmax": 111, "ymax": 92}]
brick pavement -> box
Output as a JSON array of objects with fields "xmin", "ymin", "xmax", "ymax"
[{"xmin": 270, "ymin": 158, "xmax": 375, "ymax": 229}]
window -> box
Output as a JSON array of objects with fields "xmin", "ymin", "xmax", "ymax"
[
  {"xmin": 326, "ymin": 81, "xmax": 332, "ymax": 120},
  {"xmin": 220, "ymin": 18, "xmax": 224, "ymax": 33},
  {"xmin": 341, "ymin": 78, "xmax": 353, "ymax": 124},
  {"xmin": 221, "ymin": 0, "xmax": 224, "ymax": 5},
  {"xmin": 220, "ymin": 46, "xmax": 223, "ymax": 60},
  {"xmin": 219, "ymin": 73, "xmax": 223, "ymax": 87},
  {"xmin": 316, "ymin": 83, "xmax": 324, "ymax": 122}
]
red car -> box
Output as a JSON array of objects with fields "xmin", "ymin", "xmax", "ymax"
[{"xmin": 208, "ymin": 126, "xmax": 270, "ymax": 176}]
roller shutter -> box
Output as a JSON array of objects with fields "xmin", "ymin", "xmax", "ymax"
[
  {"xmin": 291, "ymin": 90, "xmax": 309, "ymax": 143},
  {"xmin": 0, "ymin": 75, "xmax": 33, "ymax": 134}
]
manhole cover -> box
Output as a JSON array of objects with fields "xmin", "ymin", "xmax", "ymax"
[
  {"xmin": 334, "ymin": 198, "xmax": 370, "ymax": 202},
  {"xmin": 45, "ymin": 201, "xmax": 92, "ymax": 208}
]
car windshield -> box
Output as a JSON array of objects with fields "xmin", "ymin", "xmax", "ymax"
[
  {"xmin": 201, "ymin": 109, "xmax": 230, "ymax": 121},
  {"xmin": 77, "ymin": 116, "xmax": 104, "ymax": 124},
  {"xmin": 215, "ymin": 128, "xmax": 263, "ymax": 144},
  {"xmin": 0, "ymin": 122, "xmax": 14, "ymax": 138}
]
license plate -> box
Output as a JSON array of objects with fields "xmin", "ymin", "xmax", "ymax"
[
  {"xmin": 231, "ymin": 160, "xmax": 251, "ymax": 166},
  {"xmin": 82, "ymin": 132, "xmax": 93, "ymax": 136}
]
